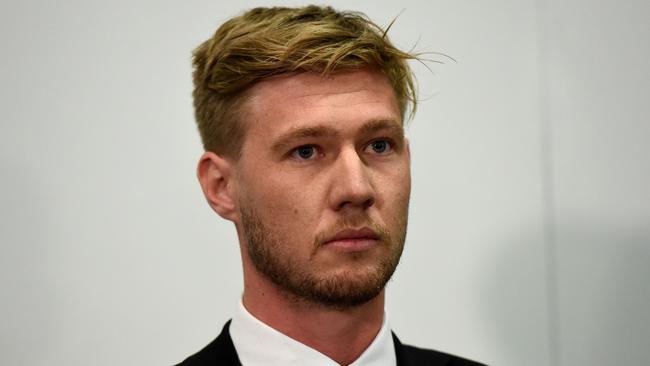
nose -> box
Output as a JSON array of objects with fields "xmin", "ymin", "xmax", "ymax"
[{"xmin": 329, "ymin": 148, "xmax": 375, "ymax": 212}]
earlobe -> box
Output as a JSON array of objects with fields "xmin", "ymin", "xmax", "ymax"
[{"xmin": 196, "ymin": 152, "xmax": 239, "ymax": 222}]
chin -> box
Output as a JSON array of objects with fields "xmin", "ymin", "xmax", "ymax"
[{"xmin": 295, "ymin": 265, "xmax": 391, "ymax": 309}]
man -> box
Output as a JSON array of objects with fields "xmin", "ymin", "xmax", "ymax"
[{"xmin": 179, "ymin": 5, "xmax": 484, "ymax": 366}]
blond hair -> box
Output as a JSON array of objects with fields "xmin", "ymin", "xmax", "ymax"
[{"xmin": 192, "ymin": 5, "xmax": 418, "ymax": 156}]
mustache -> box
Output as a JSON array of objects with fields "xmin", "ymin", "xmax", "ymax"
[{"xmin": 313, "ymin": 216, "xmax": 391, "ymax": 248}]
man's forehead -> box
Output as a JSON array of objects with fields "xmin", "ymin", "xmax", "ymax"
[
  {"xmin": 244, "ymin": 69, "xmax": 398, "ymax": 110},
  {"xmin": 269, "ymin": 118, "xmax": 405, "ymax": 154}
]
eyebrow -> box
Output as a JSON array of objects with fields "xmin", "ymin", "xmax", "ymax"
[
  {"xmin": 357, "ymin": 119, "xmax": 404, "ymax": 139},
  {"xmin": 271, "ymin": 126, "xmax": 340, "ymax": 154},
  {"xmin": 270, "ymin": 118, "xmax": 404, "ymax": 154}
]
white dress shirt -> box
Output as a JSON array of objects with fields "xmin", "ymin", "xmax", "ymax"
[{"xmin": 229, "ymin": 300, "xmax": 397, "ymax": 366}]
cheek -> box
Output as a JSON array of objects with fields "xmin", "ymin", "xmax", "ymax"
[
  {"xmin": 380, "ymin": 167, "xmax": 411, "ymax": 220},
  {"xmin": 387, "ymin": 183, "xmax": 410, "ymax": 213},
  {"xmin": 381, "ymin": 161, "xmax": 411, "ymax": 197},
  {"xmin": 246, "ymin": 176, "xmax": 319, "ymax": 228}
]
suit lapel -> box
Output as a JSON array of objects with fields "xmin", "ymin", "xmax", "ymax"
[
  {"xmin": 209, "ymin": 320, "xmax": 241, "ymax": 365},
  {"xmin": 392, "ymin": 332, "xmax": 413, "ymax": 366},
  {"xmin": 176, "ymin": 320, "xmax": 241, "ymax": 366}
]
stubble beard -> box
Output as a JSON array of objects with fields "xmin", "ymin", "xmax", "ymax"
[{"xmin": 239, "ymin": 203, "xmax": 408, "ymax": 310}]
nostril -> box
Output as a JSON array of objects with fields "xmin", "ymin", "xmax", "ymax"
[
  {"xmin": 363, "ymin": 197, "xmax": 375, "ymax": 209},
  {"xmin": 337, "ymin": 196, "xmax": 374, "ymax": 211}
]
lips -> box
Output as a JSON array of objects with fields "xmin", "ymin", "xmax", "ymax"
[{"xmin": 322, "ymin": 227, "xmax": 380, "ymax": 252}]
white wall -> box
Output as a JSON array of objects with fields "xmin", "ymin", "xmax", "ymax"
[
  {"xmin": 0, "ymin": 1, "xmax": 647, "ymax": 365},
  {"xmin": 543, "ymin": 0, "xmax": 650, "ymax": 364}
]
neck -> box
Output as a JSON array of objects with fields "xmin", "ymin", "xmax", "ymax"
[{"xmin": 241, "ymin": 265, "xmax": 385, "ymax": 366}]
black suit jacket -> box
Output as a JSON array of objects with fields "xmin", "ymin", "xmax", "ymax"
[{"xmin": 177, "ymin": 321, "xmax": 486, "ymax": 366}]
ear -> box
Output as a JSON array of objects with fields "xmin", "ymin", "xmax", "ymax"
[{"xmin": 196, "ymin": 151, "xmax": 239, "ymax": 222}]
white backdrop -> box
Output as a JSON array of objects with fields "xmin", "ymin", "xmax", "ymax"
[{"xmin": 1, "ymin": 1, "xmax": 648, "ymax": 365}]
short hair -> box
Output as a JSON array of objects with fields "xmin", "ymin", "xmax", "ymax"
[{"xmin": 192, "ymin": 5, "xmax": 418, "ymax": 157}]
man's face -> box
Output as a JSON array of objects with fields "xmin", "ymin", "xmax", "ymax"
[{"xmin": 232, "ymin": 69, "xmax": 411, "ymax": 308}]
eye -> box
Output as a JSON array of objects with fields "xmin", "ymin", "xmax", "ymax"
[
  {"xmin": 366, "ymin": 139, "xmax": 392, "ymax": 154},
  {"xmin": 291, "ymin": 145, "xmax": 318, "ymax": 160}
]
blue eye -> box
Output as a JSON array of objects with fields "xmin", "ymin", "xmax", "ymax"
[
  {"xmin": 368, "ymin": 140, "xmax": 391, "ymax": 154},
  {"xmin": 294, "ymin": 145, "xmax": 316, "ymax": 160}
]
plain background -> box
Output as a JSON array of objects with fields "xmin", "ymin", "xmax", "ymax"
[{"xmin": 1, "ymin": 0, "xmax": 648, "ymax": 365}]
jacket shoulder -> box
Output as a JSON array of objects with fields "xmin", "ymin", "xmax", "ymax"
[{"xmin": 393, "ymin": 333, "xmax": 487, "ymax": 366}]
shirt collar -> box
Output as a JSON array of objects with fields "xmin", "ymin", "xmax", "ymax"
[{"xmin": 229, "ymin": 299, "xmax": 396, "ymax": 366}]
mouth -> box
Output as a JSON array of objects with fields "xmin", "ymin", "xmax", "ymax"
[{"xmin": 322, "ymin": 227, "xmax": 380, "ymax": 252}]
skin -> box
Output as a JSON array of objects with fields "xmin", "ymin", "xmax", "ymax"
[{"xmin": 197, "ymin": 69, "xmax": 411, "ymax": 365}]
